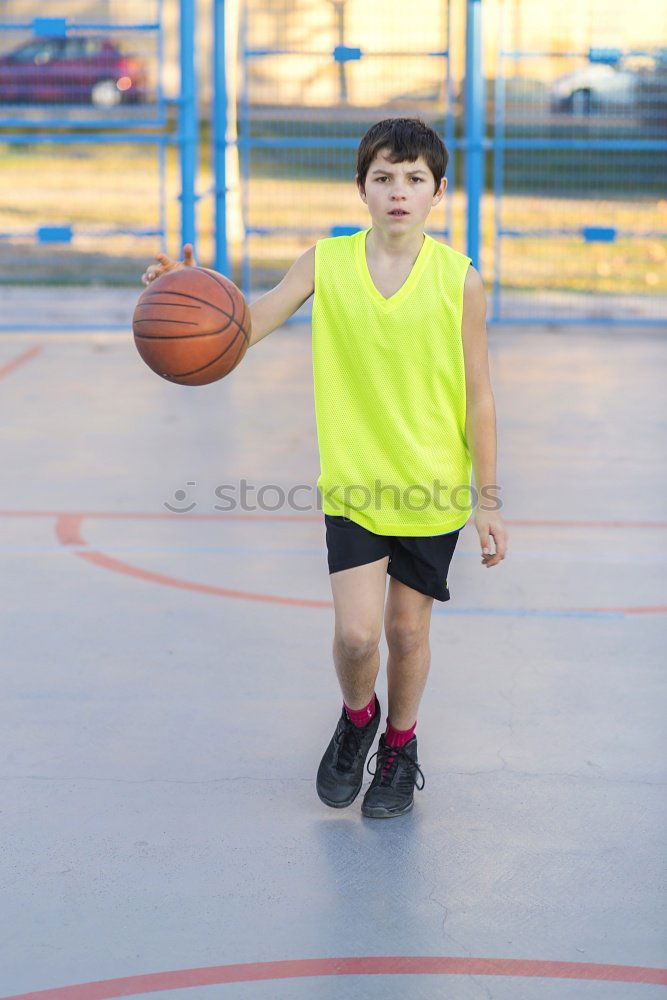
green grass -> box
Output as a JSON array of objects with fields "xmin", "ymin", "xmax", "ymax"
[{"xmin": 0, "ymin": 139, "xmax": 665, "ymax": 294}]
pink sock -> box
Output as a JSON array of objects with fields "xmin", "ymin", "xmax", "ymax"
[
  {"xmin": 344, "ymin": 693, "xmax": 377, "ymax": 728},
  {"xmin": 385, "ymin": 719, "xmax": 417, "ymax": 748},
  {"xmin": 382, "ymin": 718, "xmax": 417, "ymax": 775}
]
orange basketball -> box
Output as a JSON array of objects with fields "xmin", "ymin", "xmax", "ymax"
[{"xmin": 133, "ymin": 267, "xmax": 251, "ymax": 386}]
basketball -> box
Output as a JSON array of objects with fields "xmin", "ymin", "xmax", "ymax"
[{"xmin": 133, "ymin": 267, "xmax": 251, "ymax": 386}]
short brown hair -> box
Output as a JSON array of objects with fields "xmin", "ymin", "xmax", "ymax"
[{"xmin": 356, "ymin": 117, "xmax": 448, "ymax": 195}]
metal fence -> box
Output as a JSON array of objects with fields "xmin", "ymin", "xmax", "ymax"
[
  {"xmin": 215, "ymin": 0, "xmax": 459, "ymax": 296},
  {"xmin": 216, "ymin": 0, "xmax": 666, "ymax": 326},
  {"xmin": 1, "ymin": 0, "xmax": 665, "ymax": 328},
  {"xmin": 492, "ymin": 0, "xmax": 667, "ymax": 324},
  {"xmin": 0, "ymin": 0, "xmax": 197, "ymax": 328}
]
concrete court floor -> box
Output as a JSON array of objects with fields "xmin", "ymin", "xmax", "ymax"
[{"xmin": 0, "ymin": 317, "xmax": 665, "ymax": 1000}]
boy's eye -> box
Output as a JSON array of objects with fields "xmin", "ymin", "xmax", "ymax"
[{"xmin": 375, "ymin": 176, "xmax": 423, "ymax": 182}]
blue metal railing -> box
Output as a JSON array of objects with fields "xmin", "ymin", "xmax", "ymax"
[
  {"xmin": 0, "ymin": 0, "xmax": 198, "ymax": 330},
  {"xmin": 464, "ymin": 0, "xmax": 483, "ymax": 271},
  {"xmin": 2, "ymin": 0, "xmax": 664, "ymax": 329},
  {"xmin": 490, "ymin": 0, "xmax": 667, "ymax": 325},
  {"xmin": 223, "ymin": 0, "xmax": 457, "ymax": 301},
  {"xmin": 178, "ymin": 0, "xmax": 197, "ymax": 254},
  {"xmin": 213, "ymin": 0, "xmax": 228, "ymax": 276},
  {"xmin": 218, "ymin": 0, "xmax": 665, "ymax": 326}
]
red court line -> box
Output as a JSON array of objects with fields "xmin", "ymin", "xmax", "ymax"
[
  {"xmin": 47, "ymin": 513, "xmax": 667, "ymax": 615},
  {"xmin": 75, "ymin": 549, "xmax": 333, "ymax": 608},
  {"xmin": 0, "ymin": 509, "xmax": 663, "ymax": 614},
  {"xmin": 54, "ymin": 514, "xmax": 332, "ymax": 609},
  {"xmin": 0, "ymin": 346, "xmax": 43, "ymax": 380},
  {"xmin": 590, "ymin": 605, "xmax": 667, "ymax": 615},
  {"xmin": 1, "ymin": 509, "xmax": 667, "ymax": 529},
  {"xmin": 3, "ymin": 955, "xmax": 666, "ymax": 998}
]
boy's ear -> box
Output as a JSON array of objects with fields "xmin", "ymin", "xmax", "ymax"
[
  {"xmin": 433, "ymin": 176, "xmax": 447, "ymax": 203},
  {"xmin": 356, "ymin": 176, "xmax": 367, "ymax": 203}
]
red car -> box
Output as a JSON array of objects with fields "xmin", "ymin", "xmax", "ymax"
[{"xmin": 0, "ymin": 35, "xmax": 149, "ymax": 108}]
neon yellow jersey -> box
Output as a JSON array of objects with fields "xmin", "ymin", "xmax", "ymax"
[{"xmin": 312, "ymin": 227, "xmax": 473, "ymax": 537}]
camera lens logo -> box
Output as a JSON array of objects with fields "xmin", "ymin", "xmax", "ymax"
[{"xmin": 164, "ymin": 482, "xmax": 197, "ymax": 513}]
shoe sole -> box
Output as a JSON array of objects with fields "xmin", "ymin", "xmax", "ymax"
[
  {"xmin": 316, "ymin": 784, "xmax": 363, "ymax": 809},
  {"xmin": 361, "ymin": 799, "xmax": 414, "ymax": 819}
]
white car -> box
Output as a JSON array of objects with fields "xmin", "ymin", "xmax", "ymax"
[{"xmin": 550, "ymin": 51, "xmax": 665, "ymax": 115}]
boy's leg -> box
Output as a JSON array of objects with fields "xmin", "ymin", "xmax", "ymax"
[
  {"xmin": 316, "ymin": 556, "xmax": 389, "ymax": 809},
  {"xmin": 329, "ymin": 555, "xmax": 389, "ymax": 707},
  {"xmin": 360, "ymin": 576, "xmax": 433, "ymax": 819},
  {"xmin": 383, "ymin": 575, "xmax": 434, "ymax": 729}
]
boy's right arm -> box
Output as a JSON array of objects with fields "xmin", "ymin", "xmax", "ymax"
[
  {"xmin": 247, "ymin": 245, "xmax": 315, "ymax": 348},
  {"xmin": 140, "ymin": 243, "xmax": 315, "ymax": 349}
]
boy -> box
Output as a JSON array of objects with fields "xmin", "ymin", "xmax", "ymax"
[{"xmin": 142, "ymin": 117, "xmax": 507, "ymax": 819}]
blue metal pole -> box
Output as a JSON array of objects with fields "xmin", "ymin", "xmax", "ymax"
[
  {"xmin": 213, "ymin": 0, "xmax": 229, "ymax": 275},
  {"xmin": 492, "ymin": 0, "xmax": 506, "ymax": 322},
  {"xmin": 239, "ymin": 2, "xmax": 251, "ymax": 298},
  {"xmin": 179, "ymin": 0, "xmax": 197, "ymax": 254},
  {"xmin": 443, "ymin": 0, "xmax": 453, "ymax": 243},
  {"xmin": 465, "ymin": 0, "xmax": 484, "ymax": 271}
]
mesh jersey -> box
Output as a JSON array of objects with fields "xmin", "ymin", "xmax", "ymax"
[{"xmin": 312, "ymin": 227, "xmax": 473, "ymax": 537}]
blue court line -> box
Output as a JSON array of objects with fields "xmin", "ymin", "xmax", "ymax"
[
  {"xmin": 432, "ymin": 606, "xmax": 625, "ymax": 619},
  {"xmin": 0, "ymin": 544, "xmax": 326, "ymax": 555},
  {"xmin": 6, "ymin": 547, "xmax": 656, "ymax": 618},
  {"xmin": 2, "ymin": 544, "xmax": 665, "ymax": 564},
  {"xmin": 4, "ymin": 537, "xmax": 661, "ymax": 616}
]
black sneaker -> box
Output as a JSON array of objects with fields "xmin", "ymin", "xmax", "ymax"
[
  {"xmin": 316, "ymin": 696, "xmax": 381, "ymax": 808},
  {"xmin": 361, "ymin": 733, "xmax": 425, "ymax": 818}
]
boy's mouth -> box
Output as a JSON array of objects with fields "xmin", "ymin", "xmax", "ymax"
[{"xmin": 388, "ymin": 210, "xmax": 409, "ymax": 217}]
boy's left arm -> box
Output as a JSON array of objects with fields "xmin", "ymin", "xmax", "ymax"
[{"xmin": 461, "ymin": 266, "xmax": 508, "ymax": 568}]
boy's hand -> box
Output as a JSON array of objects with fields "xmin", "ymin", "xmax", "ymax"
[
  {"xmin": 141, "ymin": 243, "xmax": 196, "ymax": 286},
  {"xmin": 475, "ymin": 508, "xmax": 507, "ymax": 568}
]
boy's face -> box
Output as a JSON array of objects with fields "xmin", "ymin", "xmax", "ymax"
[{"xmin": 357, "ymin": 149, "xmax": 446, "ymax": 232}]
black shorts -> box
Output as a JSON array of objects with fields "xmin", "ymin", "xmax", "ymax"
[{"xmin": 324, "ymin": 514, "xmax": 460, "ymax": 602}]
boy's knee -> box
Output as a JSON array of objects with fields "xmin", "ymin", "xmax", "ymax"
[
  {"xmin": 335, "ymin": 626, "xmax": 380, "ymax": 661},
  {"xmin": 385, "ymin": 619, "xmax": 429, "ymax": 655}
]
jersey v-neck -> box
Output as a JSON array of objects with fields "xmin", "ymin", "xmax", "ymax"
[{"xmin": 355, "ymin": 227, "xmax": 435, "ymax": 311}]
